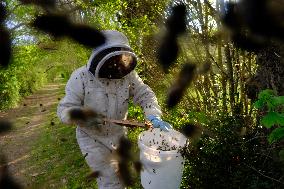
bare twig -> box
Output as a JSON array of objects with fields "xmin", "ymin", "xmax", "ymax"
[
  {"xmin": 205, "ymin": 48, "xmax": 230, "ymax": 79},
  {"xmin": 243, "ymin": 163, "xmax": 284, "ymax": 185},
  {"xmin": 44, "ymin": 66, "xmax": 55, "ymax": 73},
  {"xmin": 234, "ymin": 136, "xmax": 266, "ymax": 145}
]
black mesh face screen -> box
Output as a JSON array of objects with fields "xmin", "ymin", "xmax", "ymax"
[
  {"xmin": 98, "ymin": 53, "xmax": 137, "ymax": 79},
  {"xmin": 89, "ymin": 47, "xmax": 134, "ymax": 77}
]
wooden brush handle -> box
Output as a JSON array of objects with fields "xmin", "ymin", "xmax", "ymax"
[{"xmin": 103, "ymin": 118, "xmax": 152, "ymax": 129}]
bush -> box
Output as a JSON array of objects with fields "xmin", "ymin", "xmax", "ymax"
[
  {"xmin": 0, "ymin": 45, "xmax": 47, "ymax": 110},
  {"xmin": 0, "ymin": 69, "xmax": 21, "ymax": 109},
  {"xmin": 0, "ymin": 41, "xmax": 90, "ymax": 110},
  {"xmin": 180, "ymin": 115, "xmax": 284, "ymax": 189}
]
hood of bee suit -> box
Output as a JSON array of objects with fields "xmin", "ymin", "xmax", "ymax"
[{"xmin": 87, "ymin": 30, "xmax": 138, "ymax": 78}]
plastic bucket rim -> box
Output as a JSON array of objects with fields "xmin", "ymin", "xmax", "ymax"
[{"xmin": 138, "ymin": 129, "xmax": 187, "ymax": 156}]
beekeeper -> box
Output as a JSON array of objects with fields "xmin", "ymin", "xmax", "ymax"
[{"xmin": 57, "ymin": 30, "xmax": 172, "ymax": 189}]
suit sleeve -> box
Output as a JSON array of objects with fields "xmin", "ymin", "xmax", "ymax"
[
  {"xmin": 129, "ymin": 71, "xmax": 162, "ymax": 118},
  {"xmin": 57, "ymin": 69, "xmax": 85, "ymax": 124}
]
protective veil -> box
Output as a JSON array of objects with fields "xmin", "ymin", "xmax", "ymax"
[{"xmin": 57, "ymin": 30, "xmax": 162, "ymax": 189}]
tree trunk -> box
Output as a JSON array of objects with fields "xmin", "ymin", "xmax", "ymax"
[{"xmin": 225, "ymin": 45, "xmax": 235, "ymax": 114}]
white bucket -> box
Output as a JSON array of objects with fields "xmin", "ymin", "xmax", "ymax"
[{"xmin": 138, "ymin": 128, "xmax": 187, "ymax": 189}]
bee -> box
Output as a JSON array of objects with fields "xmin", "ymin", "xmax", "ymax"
[
  {"xmin": 0, "ymin": 156, "xmax": 22, "ymax": 189},
  {"xmin": 32, "ymin": 14, "xmax": 105, "ymax": 48},
  {"xmin": 133, "ymin": 161, "xmax": 143, "ymax": 173},
  {"xmin": 157, "ymin": 4, "xmax": 187, "ymax": 72},
  {"xmin": 86, "ymin": 171, "xmax": 101, "ymax": 182},
  {"xmin": 0, "ymin": 27, "xmax": 11, "ymax": 67},
  {"xmin": 181, "ymin": 123, "xmax": 203, "ymax": 139},
  {"xmin": 0, "ymin": 119, "xmax": 12, "ymax": 134},
  {"xmin": 167, "ymin": 63, "xmax": 196, "ymax": 108},
  {"xmin": 0, "ymin": 2, "xmax": 12, "ymax": 67},
  {"xmin": 222, "ymin": 0, "xmax": 284, "ymax": 51}
]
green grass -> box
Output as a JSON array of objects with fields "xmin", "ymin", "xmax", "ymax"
[
  {"xmin": 28, "ymin": 110, "xmax": 98, "ymax": 189},
  {"xmin": 27, "ymin": 98, "xmax": 145, "ymax": 188}
]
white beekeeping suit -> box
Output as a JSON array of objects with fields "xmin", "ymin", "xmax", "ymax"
[{"xmin": 57, "ymin": 30, "xmax": 162, "ymax": 189}]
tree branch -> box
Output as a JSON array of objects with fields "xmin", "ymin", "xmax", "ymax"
[
  {"xmin": 243, "ymin": 163, "xmax": 284, "ymax": 185},
  {"xmin": 204, "ymin": 0, "xmax": 218, "ymax": 19}
]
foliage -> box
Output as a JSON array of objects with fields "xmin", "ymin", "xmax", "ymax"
[
  {"xmin": 254, "ymin": 89, "xmax": 284, "ymax": 143},
  {"xmin": 180, "ymin": 115, "xmax": 284, "ymax": 189},
  {"xmin": 0, "ymin": 45, "xmax": 47, "ymax": 109},
  {"xmin": 254, "ymin": 89, "xmax": 284, "ymax": 111},
  {"xmin": 0, "ymin": 40, "xmax": 89, "ymax": 110}
]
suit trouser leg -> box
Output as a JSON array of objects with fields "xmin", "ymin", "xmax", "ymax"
[{"xmin": 76, "ymin": 129, "xmax": 124, "ymax": 189}]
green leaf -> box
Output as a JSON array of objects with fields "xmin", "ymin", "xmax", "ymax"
[
  {"xmin": 272, "ymin": 96, "xmax": 284, "ymax": 107},
  {"xmin": 279, "ymin": 115, "xmax": 284, "ymax": 127},
  {"xmin": 256, "ymin": 89, "xmax": 278, "ymax": 110},
  {"xmin": 258, "ymin": 89, "xmax": 275, "ymax": 100},
  {"xmin": 254, "ymin": 100, "xmax": 265, "ymax": 109},
  {"xmin": 261, "ymin": 112, "xmax": 280, "ymax": 128},
  {"xmin": 268, "ymin": 127, "xmax": 284, "ymax": 143}
]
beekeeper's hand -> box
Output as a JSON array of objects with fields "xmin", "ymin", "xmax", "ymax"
[{"xmin": 146, "ymin": 115, "xmax": 173, "ymax": 132}]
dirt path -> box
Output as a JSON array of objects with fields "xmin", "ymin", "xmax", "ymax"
[{"xmin": 0, "ymin": 83, "xmax": 65, "ymax": 187}]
